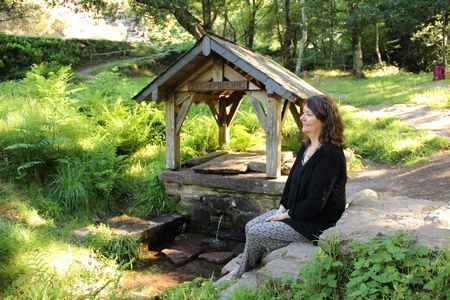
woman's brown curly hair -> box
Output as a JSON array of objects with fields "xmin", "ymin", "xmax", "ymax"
[{"xmin": 304, "ymin": 94, "xmax": 346, "ymax": 149}]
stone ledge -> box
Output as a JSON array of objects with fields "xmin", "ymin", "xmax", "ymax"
[
  {"xmin": 158, "ymin": 168, "xmax": 287, "ymax": 195},
  {"xmin": 72, "ymin": 213, "xmax": 188, "ymax": 247}
]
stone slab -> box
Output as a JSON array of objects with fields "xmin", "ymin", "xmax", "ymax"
[
  {"xmin": 183, "ymin": 151, "xmax": 229, "ymax": 167},
  {"xmin": 261, "ymin": 242, "xmax": 317, "ymax": 266},
  {"xmin": 191, "ymin": 152, "xmax": 263, "ymax": 174},
  {"xmin": 321, "ymin": 196, "xmax": 450, "ymax": 249},
  {"xmin": 256, "ymin": 259, "xmax": 306, "ymax": 286},
  {"xmin": 161, "ymin": 244, "xmax": 205, "ymax": 267},
  {"xmin": 158, "ymin": 169, "xmax": 287, "ymax": 195},
  {"xmin": 198, "ymin": 252, "xmax": 235, "ymax": 264},
  {"xmin": 108, "ymin": 213, "xmax": 188, "ymax": 244}
]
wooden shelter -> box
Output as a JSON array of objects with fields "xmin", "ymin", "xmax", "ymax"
[{"xmin": 133, "ymin": 34, "xmax": 322, "ymax": 178}]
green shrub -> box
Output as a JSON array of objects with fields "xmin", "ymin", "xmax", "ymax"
[
  {"xmin": 157, "ymin": 277, "xmax": 222, "ymax": 300},
  {"xmin": 288, "ymin": 231, "xmax": 450, "ymax": 299},
  {"xmin": 0, "ymin": 33, "xmax": 157, "ymax": 81}
]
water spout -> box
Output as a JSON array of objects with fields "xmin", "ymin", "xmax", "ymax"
[{"xmin": 214, "ymin": 214, "xmax": 224, "ymax": 242}]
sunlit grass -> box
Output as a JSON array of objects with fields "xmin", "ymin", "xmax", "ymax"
[
  {"xmin": 341, "ymin": 105, "xmax": 450, "ymax": 166},
  {"xmin": 307, "ymin": 69, "xmax": 450, "ymax": 109}
]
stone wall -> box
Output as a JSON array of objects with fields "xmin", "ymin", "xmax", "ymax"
[{"xmin": 158, "ymin": 169, "xmax": 287, "ymax": 239}]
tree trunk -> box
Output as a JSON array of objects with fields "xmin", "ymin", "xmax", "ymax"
[
  {"xmin": 295, "ymin": 0, "xmax": 307, "ymax": 76},
  {"xmin": 352, "ymin": 31, "xmax": 364, "ymax": 78},
  {"xmin": 375, "ymin": 22, "xmax": 384, "ymax": 67},
  {"xmin": 171, "ymin": 0, "xmax": 225, "ymax": 40},
  {"xmin": 172, "ymin": 13, "xmax": 205, "ymax": 40},
  {"xmin": 442, "ymin": 9, "xmax": 447, "ymax": 68},
  {"xmin": 283, "ymin": 0, "xmax": 294, "ymax": 70},
  {"xmin": 243, "ymin": 0, "xmax": 257, "ymax": 49}
]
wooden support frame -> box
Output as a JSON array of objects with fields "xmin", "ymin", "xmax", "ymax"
[
  {"xmin": 165, "ymin": 92, "xmax": 194, "ymax": 169},
  {"xmin": 246, "ymin": 91, "xmax": 282, "ymax": 178}
]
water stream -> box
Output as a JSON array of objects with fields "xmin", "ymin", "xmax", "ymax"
[{"xmin": 213, "ymin": 214, "xmax": 224, "ymax": 242}]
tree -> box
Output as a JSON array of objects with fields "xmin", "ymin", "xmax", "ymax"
[
  {"xmin": 381, "ymin": 0, "xmax": 449, "ymax": 72},
  {"xmin": 294, "ymin": 0, "xmax": 307, "ymax": 76},
  {"xmin": 0, "ymin": 0, "xmax": 37, "ymax": 24}
]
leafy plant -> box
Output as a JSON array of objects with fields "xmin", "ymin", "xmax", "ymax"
[
  {"xmin": 48, "ymin": 157, "xmax": 93, "ymax": 215},
  {"xmin": 106, "ymin": 234, "xmax": 141, "ymax": 268},
  {"xmin": 346, "ymin": 230, "xmax": 450, "ymax": 299},
  {"xmin": 157, "ymin": 276, "xmax": 222, "ymax": 300},
  {"xmin": 285, "ymin": 231, "xmax": 450, "ymax": 299}
]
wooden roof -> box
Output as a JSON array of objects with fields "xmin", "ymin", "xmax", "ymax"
[{"xmin": 133, "ymin": 34, "xmax": 322, "ymax": 103}]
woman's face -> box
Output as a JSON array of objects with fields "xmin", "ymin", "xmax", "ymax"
[{"xmin": 300, "ymin": 104, "xmax": 323, "ymax": 138}]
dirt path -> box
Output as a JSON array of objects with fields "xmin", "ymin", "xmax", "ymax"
[{"xmin": 347, "ymin": 104, "xmax": 450, "ymax": 202}]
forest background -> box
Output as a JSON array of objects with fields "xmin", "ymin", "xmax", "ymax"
[
  {"xmin": 1, "ymin": 0, "xmax": 450, "ymax": 299},
  {"xmin": 1, "ymin": 0, "xmax": 449, "ymax": 79}
]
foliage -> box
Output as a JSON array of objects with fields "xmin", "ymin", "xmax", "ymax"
[
  {"xmin": 81, "ymin": 225, "xmax": 141, "ymax": 269},
  {"xmin": 0, "ymin": 66, "xmax": 85, "ymax": 182},
  {"xmin": 0, "ymin": 33, "xmax": 157, "ymax": 81},
  {"xmin": 156, "ymin": 276, "xmax": 222, "ymax": 300}
]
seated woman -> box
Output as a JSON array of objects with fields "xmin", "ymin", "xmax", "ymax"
[{"xmin": 233, "ymin": 94, "xmax": 347, "ymax": 278}]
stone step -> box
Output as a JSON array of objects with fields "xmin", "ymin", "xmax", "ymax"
[{"xmin": 72, "ymin": 213, "xmax": 188, "ymax": 247}]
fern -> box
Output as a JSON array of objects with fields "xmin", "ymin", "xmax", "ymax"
[{"xmin": 4, "ymin": 143, "xmax": 35, "ymax": 150}]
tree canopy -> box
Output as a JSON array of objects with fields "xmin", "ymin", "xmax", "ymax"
[{"xmin": 12, "ymin": 0, "xmax": 450, "ymax": 75}]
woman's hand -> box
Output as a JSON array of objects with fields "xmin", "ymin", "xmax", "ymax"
[
  {"xmin": 266, "ymin": 211, "xmax": 289, "ymax": 222},
  {"xmin": 278, "ymin": 204, "xmax": 287, "ymax": 214}
]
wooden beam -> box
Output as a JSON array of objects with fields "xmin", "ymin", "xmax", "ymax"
[
  {"xmin": 224, "ymin": 64, "xmax": 261, "ymax": 90},
  {"xmin": 247, "ymin": 91, "xmax": 268, "ymax": 132},
  {"xmin": 175, "ymin": 94, "xmax": 194, "ymax": 135},
  {"xmin": 224, "ymin": 96, "xmax": 243, "ymax": 127},
  {"xmin": 246, "ymin": 91, "xmax": 282, "ymax": 178},
  {"xmin": 165, "ymin": 93, "xmax": 180, "ymax": 170},
  {"xmin": 281, "ymin": 99, "xmax": 290, "ymax": 128},
  {"xmin": 206, "ymin": 99, "xmax": 220, "ymax": 126},
  {"xmin": 289, "ymin": 103, "xmax": 303, "ymax": 133},
  {"xmin": 218, "ymin": 100, "xmax": 229, "ymax": 146},
  {"xmin": 213, "ymin": 56, "xmax": 224, "ymax": 81},
  {"xmin": 266, "ymin": 96, "xmax": 282, "ymax": 178}
]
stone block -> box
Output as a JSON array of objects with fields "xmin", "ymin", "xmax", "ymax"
[
  {"xmin": 256, "ymin": 259, "xmax": 306, "ymax": 286},
  {"xmin": 198, "ymin": 251, "xmax": 235, "ymax": 264},
  {"xmin": 108, "ymin": 213, "xmax": 188, "ymax": 245},
  {"xmin": 261, "ymin": 242, "xmax": 316, "ymax": 266},
  {"xmin": 161, "ymin": 244, "xmax": 205, "ymax": 267}
]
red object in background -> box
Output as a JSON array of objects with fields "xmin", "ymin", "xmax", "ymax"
[{"xmin": 433, "ymin": 65, "xmax": 445, "ymax": 80}]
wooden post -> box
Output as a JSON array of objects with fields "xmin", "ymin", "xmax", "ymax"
[
  {"xmin": 246, "ymin": 91, "xmax": 282, "ymax": 178},
  {"xmin": 165, "ymin": 93, "xmax": 180, "ymax": 170},
  {"xmin": 218, "ymin": 100, "xmax": 230, "ymax": 147}
]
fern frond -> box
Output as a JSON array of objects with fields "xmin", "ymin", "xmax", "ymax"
[
  {"xmin": 4, "ymin": 143, "xmax": 35, "ymax": 151},
  {"xmin": 17, "ymin": 160, "xmax": 44, "ymax": 173}
]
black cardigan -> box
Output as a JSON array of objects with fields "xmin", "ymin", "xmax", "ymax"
[{"xmin": 280, "ymin": 142, "xmax": 347, "ymax": 240}]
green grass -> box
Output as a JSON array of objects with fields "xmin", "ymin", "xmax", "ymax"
[{"xmin": 308, "ymin": 68, "xmax": 450, "ymax": 109}]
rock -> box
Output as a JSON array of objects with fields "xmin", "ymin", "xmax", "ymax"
[
  {"xmin": 256, "ymin": 259, "xmax": 307, "ymax": 286},
  {"xmin": 109, "ymin": 213, "xmax": 188, "ymax": 246},
  {"xmin": 72, "ymin": 213, "xmax": 188, "ymax": 246},
  {"xmin": 320, "ymin": 196, "xmax": 450, "ymax": 249},
  {"xmin": 261, "ymin": 242, "xmax": 317, "ymax": 266},
  {"xmin": 174, "ymin": 232, "xmax": 208, "ymax": 246},
  {"xmin": 161, "ymin": 244, "xmax": 205, "ymax": 267},
  {"xmin": 198, "ymin": 252, "xmax": 235, "ymax": 264},
  {"xmin": 220, "ymin": 254, "xmax": 242, "ymax": 276},
  {"xmin": 183, "ymin": 151, "xmax": 229, "ymax": 167},
  {"xmin": 281, "ymin": 157, "xmax": 296, "ymax": 175}
]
